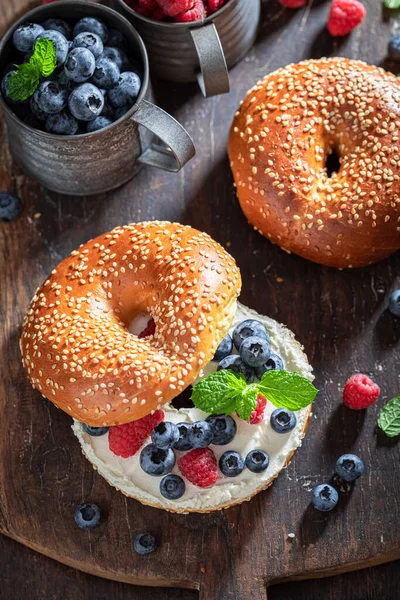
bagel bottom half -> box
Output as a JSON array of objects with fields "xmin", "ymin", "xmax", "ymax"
[{"xmin": 73, "ymin": 303, "xmax": 314, "ymax": 513}]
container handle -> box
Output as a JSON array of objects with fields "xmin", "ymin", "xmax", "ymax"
[
  {"xmin": 190, "ymin": 23, "xmax": 230, "ymax": 97},
  {"xmin": 131, "ymin": 99, "xmax": 195, "ymax": 172}
]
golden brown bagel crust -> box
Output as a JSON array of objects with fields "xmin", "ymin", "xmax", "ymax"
[
  {"xmin": 229, "ymin": 58, "xmax": 400, "ymax": 269},
  {"xmin": 21, "ymin": 222, "xmax": 241, "ymax": 426}
]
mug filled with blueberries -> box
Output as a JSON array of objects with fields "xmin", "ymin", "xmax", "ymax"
[{"xmin": 0, "ymin": 1, "xmax": 195, "ymax": 195}]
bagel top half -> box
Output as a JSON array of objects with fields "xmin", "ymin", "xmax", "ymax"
[{"xmin": 20, "ymin": 222, "xmax": 241, "ymax": 426}]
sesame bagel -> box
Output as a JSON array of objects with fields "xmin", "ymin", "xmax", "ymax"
[
  {"xmin": 20, "ymin": 222, "xmax": 241, "ymax": 426},
  {"xmin": 229, "ymin": 57, "xmax": 400, "ymax": 269}
]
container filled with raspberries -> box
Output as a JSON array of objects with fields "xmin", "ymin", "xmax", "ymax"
[
  {"xmin": 0, "ymin": 1, "xmax": 195, "ymax": 195},
  {"xmin": 115, "ymin": 0, "xmax": 261, "ymax": 96}
]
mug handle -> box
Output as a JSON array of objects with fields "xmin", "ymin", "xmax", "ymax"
[
  {"xmin": 190, "ymin": 23, "xmax": 230, "ymax": 97},
  {"xmin": 131, "ymin": 100, "xmax": 195, "ymax": 172}
]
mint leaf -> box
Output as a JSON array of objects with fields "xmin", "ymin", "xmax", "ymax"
[
  {"xmin": 378, "ymin": 397, "xmax": 400, "ymax": 437},
  {"xmin": 384, "ymin": 0, "xmax": 400, "ymax": 9},
  {"xmin": 191, "ymin": 370, "xmax": 246, "ymax": 415},
  {"xmin": 31, "ymin": 38, "xmax": 56, "ymax": 77},
  {"xmin": 7, "ymin": 63, "xmax": 40, "ymax": 101},
  {"xmin": 236, "ymin": 386, "xmax": 258, "ymax": 421},
  {"xmin": 258, "ymin": 370, "xmax": 317, "ymax": 411}
]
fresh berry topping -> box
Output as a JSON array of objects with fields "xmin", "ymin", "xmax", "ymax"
[
  {"xmin": 134, "ymin": 532, "xmax": 157, "ymax": 555},
  {"xmin": 73, "ymin": 32, "xmax": 104, "ymax": 59},
  {"xmin": 74, "ymin": 503, "xmax": 101, "ymax": 530},
  {"xmin": 140, "ymin": 443, "xmax": 175, "ymax": 475},
  {"xmin": 173, "ymin": 422, "xmax": 193, "ymax": 451},
  {"xmin": 187, "ymin": 420, "xmax": 213, "ymax": 448},
  {"xmin": 335, "ymin": 454, "xmax": 364, "ymax": 482},
  {"xmin": 312, "ymin": 484, "xmax": 338, "ymax": 511},
  {"xmin": 175, "ymin": 0, "xmax": 207, "ymax": 22},
  {"xmin": 178, "ymin": 448, "xmax": 218, "ymax": 488},
  {"xmin": 151, "ymin": 421, "xmax": 180, "ymax": 449},
  {"xmin": 278, "ymin": 0, "xmax": 307, "ymax": 6},
  {"xmin": 46, "ymin": 110, "xmax": 79, "ymax": 135},
  {"xmin": 389, "ymin": 290, "xmax": 400, "ymax": 317},
  {"xmin": 73, "ymin": 17, "xmax": 109, "ymax": 44},
  {"xmin": 232, "ymin": 319, "xmax": 269, "ymax": 351},
  {"xmin": 69, "ymin": 83, "xmax": 104, "ymax": 121},
  {"xmin": 213, "ymin": 334, "xmax": 233, "ymax": 362},
  {"xmin": 36, "ymin": 30, "xmax": 69, "ymax": 67},
  {"xmin": 217, "ymin": 354, "xmax": 255, "ymax": 383},
  {"xmin": 270, "ymin": 408, "xmax": 296, "ymax": 433},
  {"xmin": 42, "ymin": 18, "xmax": 71, "ymax": 39},
  {"xmin": 239, "ymin": 335, "xmax": 271, "ymax": 368},
  {"xmin": 101, "ymin": 47, "xmax": 129, "ymax": 71},
  {"xmin": 82, "ymin": 423, "xmax": 109, "ymax": 436},
  {"xmin": 249, "ymin": 394, "xmax": 267, "ymax": 425},
  {"xmin": 160, "ymin": 474, "xmax": 185, "ymax": 499},
  {"xmin": 208, "ymin": 0, "xmax": 226, "ymax": 13},
  {"xmin": 108, "ymin": 71, "xmax": 141, "ymax": 107},
  {"xmin": 86, "ymin": 115, "xmax": 113, "ymax": 133},
  {"xmin": 92, "ymin": 57, "xmax": 121, "ymax": 89},
  {"xmin": 108, "ymin": 410, "xmax": 164, "ymax": 457},
  {"xmin": 30, "ymin": 97, "xmax": 48, "ymax": 121},
  {"xmin": 13, "ymin": 23, "xmax": 45, "ymax": 53},
  {"xmin": 0, "ymin": 192, "xmax": 23, "ymax": 222},
  {"xmin": 245, "ymin": 449, "xmax": 269, "ymax": 473},
  {"xmin": 138, "ymin": 0, "xmax": 159, "ymax": 13},
  {"xmin": 219, "ymin": 450, "xmax": 245, "ymax": 477},
  {"xmin": 107, "ymin": 28, "xmax": 127, "ymax": 49},
  {"xmin": 255, "ymin": 353, "xmax": 284, "ymax": 379},
  {"xmin": 156, "ymin": 0, "xmax": 196, "ymax": 17},
  {"xmin": 138, "ymin": 317, "xmax": 156, "ymax": 338},
  {"xmin": 205, "ymin": 414, "xmax": 237, "ymax": 445},
  {"xmin": 342, "ymin": 374, "xmax": 380, "ymax": 410},
  {"xmin": 33, "ymin": 81, "xmax": 68, "ymax": 114},
  {"xmin": 327, "ymin": 0, "xmax": 366, "ymax": 37}
]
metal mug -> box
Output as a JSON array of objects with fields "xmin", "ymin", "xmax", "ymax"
[
  {"xmin": 0, "ymin": 2, "xmax": 195, "ymax": 196},
  {"xmin": 114, "ymin": 0, "xmax": 261, "ymax": 97}
]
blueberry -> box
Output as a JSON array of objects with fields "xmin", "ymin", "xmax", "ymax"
[
  {"xmin": 13, "ymin": 23, "xmax": 44, "ymax": 53},
  {"xmin": 187, "ymin": 420, "xmax": 213, "ymax": 448},
  {"xmin": 134, "ymin": 532, "xmax": 157, "ymax": 555},
  {"xmin": 82, "ymin": 423, "xmax": 109, "ymax": 436},
  {"xmin": 92, "ymin": 57, "xmax": 120, "ymax": 90},
  {"xmin": 217, "ymin": 354, "xmax": 255, "ymax": 383},
  {"xmin": 30, "ymin": 97, "xmax": 48, "ymax": 121},
  {"xmin": 335, "ymin": 454, "xmax": 364, "ymax": 482},
  {"xmin": 108, "ymin": 71, "xmax": 141, "ymax": 107},
  {"xmin": 140, "ymin": 443, "xmax": 175, "ymax": 476},
  {"xmin": 64, "ymin": 47, "xmax": 96, "ymax": 83},
  {"xmin": 42, "ymin": 18, "xmax": 71, "ymax": 39},
  {"xmin": 73, "ymin": 32, "xmax": 104, "ymax": 59},
  {"xmin": 33, "ymin": 81, "xmax": 67, "ymax": 114},
  {"xmin": 389, "ymin": 290, "xmax": 400, "ymax": 317},
  {"xmin": 100, "ymin": 95, "xmax": 114, "ymax": 119},
  {"xmin": 160, "ymin": 474, "xmax": 185, "ymax": 500},
  {"xmin": 68, "ymin": 83, "xmax": 104, "ymax": 121},
  {"xmin": 56, "ymin": 70, "xmax": 74, "ymax": 90},
  {"xmin": 113, "ymin": 104, "xmax": 131, "ymax": 120},
  {"xmin": 219, "ymin": 451, "xmax": 245, "ymax": 477},
  {"xmin": 270, "ymin": 408, "xmax": 296, "ymax": 433},
  {"xmin": 36, "ymin": 30, "xmax": 69, "ymax": 67},
  {"xmin": 388, "ymin": 34, "xmax": 400, "ymax": 60},
  {"xmin": 107, "ymin": 28, "xmax": 127, "ymax": 49},
  {"xmin": 205, "ymin": 414, "xmax": 237, "ymax": 445},
  {"xmin": 0, "ymin": 192, "xmax": 23, "ymax": 222},
  {"xmin": 1, "ymin": 71, "xmax": 18, "ymax": 104},
  {"xmin": 86, "ymin": 115, "xmax": 113, "ymax": 133},
  {"xmin": 74, "ymin": 503, "xmax": 101, "ymax": 530},
  {"xmin": 245, "ymin": 449, "xmax": 269, "ymax": 473},
  {"xmin": 232, "ymin": 319, "xmax": 270, "ymax": 351},
  {"xmin": 101, "ymin": 46, "xmax": 128, "ymax": 70},
  {"xmin": 73, "ymin": 18, "xmax": 108, "ymax": 44},
  {"xmin": 46, "ymin": 111, "xmax": 79, "ymax": 135},
  {"xmin": 239, "ymin": 335, "xmax": 271, "ymax": 368},
  {"xmin": 312, "ymin": 484, "xmax": 338, "ymax": 512},
  {"xmin": 213, "ymin": 334, "xmax": 233, "ymax": 362},
  {"xmin": 151, "ymin": 421, "xmax": 180, "ymax": 449},
  {"xmin": 255, "ymin": 353, "xmax": 284, "ymax": 379},
  {"xmin": 173, "ymin": 422, "xmax": 193, "ymax": 451}
]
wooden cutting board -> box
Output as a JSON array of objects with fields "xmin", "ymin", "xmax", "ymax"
[{"xmin": 0, "ymin": 0, "xmax": 399, "ymax": 598}]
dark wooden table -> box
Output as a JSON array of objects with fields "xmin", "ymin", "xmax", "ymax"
[{"xmin": 1, "ymin": 0, "xmax": 400, "ymax": 598}]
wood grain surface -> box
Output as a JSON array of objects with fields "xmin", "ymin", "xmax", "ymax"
[{"xmin": 0, "ymin": 0, "xmax": 400, "ymax": 598}]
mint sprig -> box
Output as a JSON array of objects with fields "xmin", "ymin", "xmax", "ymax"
[
  {"xmin": 7, "ymin": 38, "xmax": 56, "ymax": 102},
  {"xmin": 191, "ymin": 369, "xmax": 318, "ymax": 420},
  {"xmin": 383, "ymin": 0, "xmax": 400, "ymax": 9},
  {"xmin": 378, "ymin": 396, "xmax": 400, "ymax": 437}
]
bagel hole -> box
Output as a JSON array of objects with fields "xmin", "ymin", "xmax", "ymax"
[
  {"xmin": 325, "ymin": 147, "xmax": 341, "ymax": 177},
  {"xmin": 128, "ymin": 313, "xmax": 155, "ymax": 338},
  {"xmin": 171, "ymin": 385, "xmax": 194, "ymax": 411}
]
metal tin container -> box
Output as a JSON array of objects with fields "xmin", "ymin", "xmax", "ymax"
[
  {"xmin": 114, "ymin": 0, "xmax": 261, "ymax": 97},
  {"xmin": 0, "ymin": 2, "xmax": 195, "ymax": 196}
]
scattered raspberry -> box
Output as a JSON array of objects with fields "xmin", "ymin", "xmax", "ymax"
[
  {"xmin": 250, "ymin": 394, "xmax": 267, "ymax": 425},
  {"xmin": 139, "ymin": 0, "xmax": 159, "ymax": 11},
  {"xmin": 208, "ymin": 0, "xmax": 225, "ymax": 14},
  {"xmin": 327, "ymin": 0, "xmax": 365, "ymax": 37},
  {"xmin": 175, "ymin": 0, "xmax": 207, "ymax": 22},
  {"xmin": 178, "ymin": 448, "xmax": 218, "ymax": 488},
  {"xmin": 139, "ymin": 318, "xmax": 156, "ymax": 338},
  {"xmin": 156, "ymin": 0, "xmax": 195, "ymax": 17},
  {"xmin": 109, "ymin": 410, "xmax": 164, "ymax": 458},
  {"xmin": 278, "ymin": 0, "xmax": 307, "ymax": 7},
  {"xmin": 342, "ymin": 374, "xmax": 380, "ymax": 410}
]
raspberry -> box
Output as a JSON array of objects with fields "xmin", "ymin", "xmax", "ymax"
[
  {"xmin": 175, "ymin": 0, "xmax": 206, "ymax": 22},
  {"xmin": 327, "ymin": 0, "xmax": 365, "ymax": 37},
  {"xmin": 138, "ymin": 318, "xmax": 156, "ymax": 338},
  {"xmin": 208, "ymin": 0, "xmax": 225, "ymax": 14},
  {"xmin": 278, "ymin": 0, "xmax": 307, "ymax": 7},
  {"xmin": 109, "ymin": 410, "xmax": 164, "ymax": 458},
  {"xmin": 156, "ymin": 0, "xmax": 195, "ymax": 17},
  {"xmin": 178, "ymin": 448, "xmax": 218, "ymax": 488},
  {"xmin": 139, "ymin": 0, "xmax": 159, "ymax": 11},
  {"xmin": 342, "ymin": 374, "xmax": 380, "ymax": 410},
  {"xmin": 250, "ymin": 394, "xmax": 267, "ymax": 424}
]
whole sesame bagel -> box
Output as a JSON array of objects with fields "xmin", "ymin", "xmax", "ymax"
[
  {"xmin": 20, "ymin": 222, "xmax": 241, "ymax": 426},
  {"xmin": 228, "ymin": 57, "xmax": 400, "ymax": 269}
]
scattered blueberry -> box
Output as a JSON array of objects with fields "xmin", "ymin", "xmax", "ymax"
[
  {"xmin": 232, "ymin": 319, "xmax": 270, "ymax": 351},
  {"xmin": 82, "ymin": 423, "xmax": 109, "ymax": 436},
  {"xmin": 46, "ymin": 111, "xmax": 79, "ymax": 135},
  {"xmin": 255, "ymin": 353, "xmax": 284, "ymax": 379},
  {"xmin": 64, "ymin": 47, "xmax": 96, "ymax": 83},
  {"xmin": 239, "ymin": 335, "xmax": 271, "ymax": 368},
  {"xmin": 270, "ymin": 408, "xmax": 296, "ymax": 433},
  {"xmin": 173, "ymin": 422, "xmax": 193, "ymax": 451},
  {"xmin": 13, "ymin": 23, "xmax": 44, "ymax": 53},
  {"xmin": 33, "ymin": 81, "xmax": 67, "ymax": 114},
  {"xmin": 245, "ymin": 449, "xmax": 269, "ymax": 473},
  {"xmin": 113, "ymin": 104, "xmax": 131, "ymax": 120},
  {"xmin": 0, "ymin": 192, "xmax": 23, "ymax": 222},
  {"xmin": 335, "ymin": 454, "xmax": 364, "ymax": 482},
  {"xmin": 389, "ymin": 290, "xmax": 400, "ymax": 317},
  {"xmin": 213, "ymin": 334, "xmax": 233, "ymax": 362},
  {"xmin": 160, "ymin": 474, "xmax": 185, "ymax": 500},
  {"xmin": 151, "ymin": 421, "xmax": 180, "ymax": 449},
  {"xmin": 205, "ymin": 414, "xmax": 237, "ymax": 445},
  {"xmin": 68, "ymin": 83, "xmax": 104, "ymax": 121},
  {"xmin": 217, "ymin": 354, "xmax": 255, "ymax": 383},
  {"xmin": 92, "ymin": 57, "xmax": 120, "ymax": 89},
  {"xmin": 134, "ymin": 532, "xmax": 157, "ymax": 555},
  {"xmin": 101, "ymin": 46, "xmax": 128, "ymax": 70},
  {"xmin": 219, "ymin": 451, "xmax": 245, "ymax": 477},
  {"xmin": 74, "ymin": 503, "xmax": 101, "ymax": 530},
  {"xmin": 56, "ymin": 69, "xmax": 74, "ymax": 90},
  {"xmin": 107, "ymin": 28, "xmax": 127, "ymax": 49},
  {"xmin": 140, "ymin": 443, "xmax": 175, "ymax": 476},
  {"xmin": 31, "ymin": 95, "xmax": 49, "ymax": 121},
  {"xmin": 1, "ymin": 71, "xmax": 19, "ymax": 104},
  {"xmin": 187, "ymin": 420, "xmax": 213, "ymax": 448},
  {"xmin": 73, "ymin": 17, "xmax": 108, "ymax": 44},
  {"xmin": 312, "ymin": 484, "xmax": 338, "ymax": 512},
  {"xmin": 73, "ymin": 31, "xmax": 104, "ymax": 59},
  {"xmin": 108, "ymin": 71, "xmax": 141, "ymax": 107},
  {"xmin": 42, "ymin": 18, "xmax": 71, "ymax": 39},
  {"xmin": 86, "ymin": 115, "xmax": 113, "ymax": 132},
  {"xmin": 36, "ymin": 30, "xmax": 69, "ymax": 67},
  {"xmin": 388, "ymin": 34, "xmax": 400, "ymax": 60}
]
